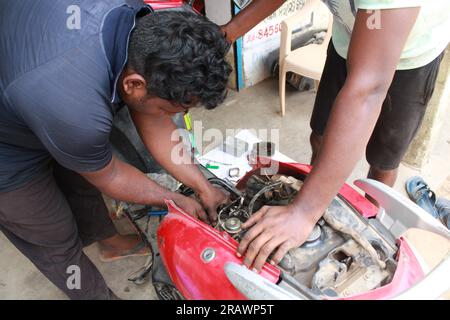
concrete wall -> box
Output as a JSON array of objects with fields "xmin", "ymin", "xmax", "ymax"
[{"xmin": 204, "ymin": 0, "xmax": 233, "ymax": 25}]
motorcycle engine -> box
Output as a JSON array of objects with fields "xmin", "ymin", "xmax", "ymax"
[{"xmin": 209, "ymin": 172, "xmax": 399, "ymax": 299}]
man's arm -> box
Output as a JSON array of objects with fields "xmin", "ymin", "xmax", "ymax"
[
  {"xmin": 80, "ymin": 155, "xmax": 206, "ymax": 217},
  {"xmin": 222, "ymin": 0, "xmax": 286, "ymax": 43},
  {"xmin": 237, "ymin": 7, "xmax": 421, "ymax": 271},
  {"xmin": 131, "ymin": 110, "xmax": 227, "ymax": 223}
]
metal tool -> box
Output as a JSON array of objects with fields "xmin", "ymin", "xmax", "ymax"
[
  {"xmin": 148, "ymin": 209, "xmax": 168, "ymax": 216},
  {"xmin": 228, "ymin": 167, "xmax": 240, "ymax": 178}
]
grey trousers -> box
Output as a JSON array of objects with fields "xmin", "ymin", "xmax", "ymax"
[{"xmin": 0, "ymin": 163, "xmax": 117, "ymax": 299}]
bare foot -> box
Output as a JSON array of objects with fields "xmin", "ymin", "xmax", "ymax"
[{"xmin": 98, "ymin": 234, "xmax": 151, "ymax": 262}]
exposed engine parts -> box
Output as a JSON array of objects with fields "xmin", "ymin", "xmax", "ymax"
[{"xmin": 203, "ymin": 171, "xmax": 399, "ymax": 299}]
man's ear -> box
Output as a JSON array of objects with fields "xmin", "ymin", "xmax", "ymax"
[{"xmin": 122, "ymin": 73, "xmax": 147, "ymax": 96}]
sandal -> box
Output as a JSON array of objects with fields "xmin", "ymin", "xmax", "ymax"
[
  {"xmin": 405, "ymin": 176, "xmax": 439, "ymax": 218},
  {"xmin": 436, "ymin": 198, "xmax": 450, "ymax": 229}
]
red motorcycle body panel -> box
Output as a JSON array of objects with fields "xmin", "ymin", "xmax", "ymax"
[
  {"xmin": 158, "ymin": 160, "xmax": 425, "ymax": 300},
  {"xmin": 144, "ymin": 0, "xmax": 184, "ymax": 10},
  {"xmin": 157, "ymin": 201, "xmax": 280, "ymax": 300},
  {"xmin": 144, "ymin": 0, "xmax": 202, "ymax": 13}
]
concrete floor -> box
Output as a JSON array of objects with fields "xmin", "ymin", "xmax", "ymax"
[
  {"xmin": 0, "ymin": 231, "xmax": 156, "ymax": 300},
  {"xmin": 1, "ymin": 77, "xmax": 449, "ymax": 300}
]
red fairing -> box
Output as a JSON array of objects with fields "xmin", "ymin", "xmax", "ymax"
[
  {"xmin": 144, "ymin": 0, "xmax": 184, "ymax": 10},
  {"xmin": 157, "ymin": 201, "xmax": 280, "ymax": 300},
  {"xmin": 157, "ymin": 160, "xmax": 423, "ymax": 300}
]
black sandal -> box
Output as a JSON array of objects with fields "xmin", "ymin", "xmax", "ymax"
[{"xmin": 405, "ymin": 176, "xmax": 439, "ymax": 218}]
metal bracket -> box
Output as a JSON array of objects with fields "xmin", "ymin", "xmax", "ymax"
[
  {"xmin": 224, "ymin": 262, "xmax": 302, "ymax": 300},
  {"xmin": 354, "ymin": 179, "xmax": 450, "ymax": 240}
]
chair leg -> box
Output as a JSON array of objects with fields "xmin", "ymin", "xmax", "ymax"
[{"xmin": 279, "ymin": 66, "xmax": 287, "ymax": 117}]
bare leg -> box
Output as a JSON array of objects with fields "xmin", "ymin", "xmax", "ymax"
[
  {"xmin": 367, "ymin": 166, "xmax": 398, "ymax": 187},
  {"xmin": 309, "ymin": 131, "xmax": 323, "ymax": 165},
  {"xmin": 366, "ymin": 166, "xmax": 399, "ymax": 206}
]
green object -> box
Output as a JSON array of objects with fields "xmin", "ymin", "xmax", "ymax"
[
  {"xmin": 183, "ymin": 112, "xmax": 200, "ymax": 157},
  {"xmin": 206, "ymin": 164, "xmax": 219, "ymax": 170},
  {"xmin": 184, "ymin": 113, "xmax": 192, "ymax": 131}
]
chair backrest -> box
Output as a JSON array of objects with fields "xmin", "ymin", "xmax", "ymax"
[{"xmin": 280, "ymin": 0, "xmax": 333, "ymax": 59}]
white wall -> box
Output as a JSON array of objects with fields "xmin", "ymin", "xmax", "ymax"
[
  {"xmin": 205, "ymin": 0, "xmax": 233, "ymax": 25},
  {"xmin": 240, "ymin": 0, "xmax": 329, "ymax": 88}
]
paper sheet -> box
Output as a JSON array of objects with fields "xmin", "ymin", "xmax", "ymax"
[{"xmin": 197, "ymin": 129, "xmax": 295, "ymax": 183}]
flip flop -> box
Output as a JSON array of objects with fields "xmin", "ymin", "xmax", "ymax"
[
  {"xmin": 99, "ymin": 241, "xmax": 152, "ymax": 263},
  {"xmin": 436, "ymin": 198, "xmax": 450, "ymax": 229},
  {"xmin": 405, "ymin": 176, "xmax": 439, "ymax": 218}
]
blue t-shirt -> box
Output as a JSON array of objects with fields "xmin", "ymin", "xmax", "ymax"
[{"xmin": 0, "ymin": 0, "xmax": 151, "ymax": 192}]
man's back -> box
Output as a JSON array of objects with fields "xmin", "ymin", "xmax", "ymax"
[{"xmin": 0, "ymin": 0, "xmax": 140, "ymax": 192}]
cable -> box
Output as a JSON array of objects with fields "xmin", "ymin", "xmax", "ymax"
[{"xmin": 248, "ymin": 181, "xmax": 282, "ymax": 214}]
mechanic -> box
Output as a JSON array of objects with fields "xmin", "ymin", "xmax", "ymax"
[
  {"xmin": 222, "ymin": 0, "xmax": 450, "ymax": 272},
  {"xmin": 0, "ymin": 0, "xmax": 231, "ymax": 299}
]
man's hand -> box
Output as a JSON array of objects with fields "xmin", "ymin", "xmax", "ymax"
[
  {"xmin": 237, "ymin": 205, "xmax": 317, "ymax": 272},
  {"xmin": 173, "ymin": 189, "xmax": 228, "ymax": 224},
  {"xmin": 220, "ymin": 25, "xmax": 233, "ymax": 45},
  {"xmin": 198, "ymin": 186, "xmax": 229, "ymax": 224},
  {"xmin": 220, "ymin": 0, "xmax": 286, "ymax": 44},
  {"xmin": 173, "ymin": 194, "xmax": 209, "ymax": 221}
]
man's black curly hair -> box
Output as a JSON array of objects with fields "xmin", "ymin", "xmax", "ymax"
[{"xmin": 127, "ymin": 10, "xmax": 232, "ymax": 109}]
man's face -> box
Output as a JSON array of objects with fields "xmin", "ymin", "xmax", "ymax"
[
  {"xmin": 118, "ymin": 69, "xmax": 196, "ymax": 116},
  {"xmin": 125, "ymin": 94, "xmax": 190, "ymax": 116}
]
